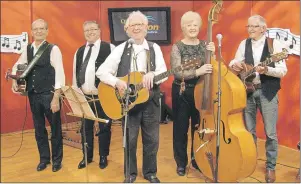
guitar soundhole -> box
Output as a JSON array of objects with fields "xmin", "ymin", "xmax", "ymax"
[
  {"xmin": 124, "ymin": 84, "xmax": 138, "ymax": 104},
  {"xmin": 128, "ymin": 84, "xmax": 136, "ymax": 96}
]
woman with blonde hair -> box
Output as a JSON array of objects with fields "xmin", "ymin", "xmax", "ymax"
[{"xmin": 170, "ymin": 11, "xmax": 215, "ymax": 176}]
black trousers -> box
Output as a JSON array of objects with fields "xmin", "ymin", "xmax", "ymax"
[
  {"xmin": 172, "ymin": 83, "xmax": 200, "ymax": 168},
  {"xmin": 122, "ymin": 99, "xmax": 160, "ymax": 178},
  {"xmin": 28, "ymin": 91, "xmax": 63, "ymax": 164},
  {"xmin": 80, "ymin": 95, "xmax": 112, "ymax": 161}
]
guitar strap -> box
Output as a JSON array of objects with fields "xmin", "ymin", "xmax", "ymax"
[
  {"xmin": 267, "ymin": 38, "xmax": 274, "ymax": 54},
  {"xmin": 19, "ymin": 41, "xmax": 51, "ymax": 79},
  {"xmin": 146, "ymin": 49, "xmax": 151, "ymax": 73}
]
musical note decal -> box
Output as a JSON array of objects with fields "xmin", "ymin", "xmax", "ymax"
[
  {"xmin": 276, "ymin": 32, "xmax": 281, "ymax": 40},
  {"xmin": 284, "ymin": 31, "xmax": 288, "ymax": 41},
  {"xmin": 2, "ymin": 37, "xmax": 10, "ymax": 48},
  {"xmin": 0, "ymin": 32, "xmax": 28, "ymax": 54},
  {"xmin": 22, "ymin": 33, "xmax": 27, "ymax": 42},
  {"xmin": 265, "ymin": 28, "xmax": 300, "ymax": 56},
  {"xmin": 290, "ymin": 37, "xmax": 297, "ymax": 49},
  {"xmin": 14, "ymin": 40, "xmax": 21, "ymax": 51}
]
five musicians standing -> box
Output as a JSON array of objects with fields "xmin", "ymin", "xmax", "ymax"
[{"xmin": 9, "ymin": 10, "xmax": 289, "ymax": 183}]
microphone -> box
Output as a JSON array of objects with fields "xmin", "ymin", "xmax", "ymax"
[
  {"xmin": 216, "ymin": 34, "xmax": 223, "ymax": 47},
  {"xmin": 128, "ymin": 38, "xmax": 134, "ymax": 56},
  {"xmin": 128, "ymin": 38, "xmax": 135, "ymax": 46}
]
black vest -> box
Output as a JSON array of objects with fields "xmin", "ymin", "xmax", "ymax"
[
  {"xmin": 117, "ymin": 41, "xmax": 156, "ymax": 77},
  {"xmin": 26, "ymin": 42, "xmax": 55, "ymax": 93},
  {"xmin": 117, "ymin": 41, "xmax": 160, "ymax": 106},
  {"xmin": 76, "ymin": 41, "xmax": 111, "ymax": 88},
  {"xmin": 245, "ymin": 38, "xmax": 281, "ymax": 101}
]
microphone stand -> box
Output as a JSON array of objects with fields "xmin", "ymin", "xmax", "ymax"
[
  {"xmin": 214, "ymin": 35, "xmax": 223, "ymax": 182},
  {"xmin": 123, "ymin": 69, "xmax": 131, "ymax": 181},
  {"xmin": 123, "ymin": 42, "xmax": 134, "ymax": 181}
]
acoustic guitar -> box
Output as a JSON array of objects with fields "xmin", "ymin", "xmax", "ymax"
[
  {"xmin": 98, "ymin": 57, "xmax": 201, "ymax": 120},
  {"xmin": 231, "ymin": 48, "xmax": 289, "ymax": 93}
]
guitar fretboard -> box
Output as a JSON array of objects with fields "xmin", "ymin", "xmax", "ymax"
[
  {"xmin": 243, "ymin": 54, "xmax": 284, "ymax": 77},
  {"xmin": 136, "ymin": 65, "xmax": 184, "ymax": 91}
]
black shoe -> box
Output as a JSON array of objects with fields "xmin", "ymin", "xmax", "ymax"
[
  {"xmin": 99, "ymin": 156, "xmax": 108, "ymax": 169},
  {"xmin": 37, "ymin": 161, "xmax": 50, "ymax": 171},
  {"xmin": 176, "ymin": 167, "xmax": 186, "ymax": 176},
  {"xmin": 78, "ymin": 159, "xmax": 92, "ymax": 169},
  {"xmin": 52, "ymin": 163, "xmax": 62, "ymax": 172},
  {"xmin": 123, "ymin": 175, "xmax": 136, "ymax": 183},
  {"xmin": 144, "ymin": 175, "xmax": 160, "ymax": 183}
]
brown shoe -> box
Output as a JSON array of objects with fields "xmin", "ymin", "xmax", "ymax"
[{"xmin": 265, "ymin": 169, "xmax": 276, "ymax": 183}]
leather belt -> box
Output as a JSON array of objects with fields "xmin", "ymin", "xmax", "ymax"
[
  {"xmin": 254, "ymin": 83, "xmax": 262, "ymax": 89},
  {"xmin": 173, "ymin": 80, "xmax": 196, "ymax": 88}
]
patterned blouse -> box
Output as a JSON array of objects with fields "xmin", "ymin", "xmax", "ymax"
[{"xmin": 170, "ymin": 40, "xmax": 206, "ymax": 81}]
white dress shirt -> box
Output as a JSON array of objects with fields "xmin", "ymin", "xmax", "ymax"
[
  {"xmin": 96, "ymin": 39, "xmax": 168, "ymax": 87},
  {"xmin": 72, "ymin": 39, "xmax": 115, "ymax": 95},
  {"xmin": 12, "ymin": 40, "xmax": 65, "ymax": 89},
  {"xmin": 229, "ymin": 35, "xmax": 288, "ymax": 84}
]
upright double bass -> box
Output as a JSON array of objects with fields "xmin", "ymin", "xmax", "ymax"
[{"xmin": 193, "ymin": 0, "xmax": 257, "ymax": 182}]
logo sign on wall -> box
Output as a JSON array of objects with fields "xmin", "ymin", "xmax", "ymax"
[
  {"xmin": 0, "ymin": 32, "xmax": 28, "ymax": 54},
  {"xmin": 108, "ymin": 7, "xmax": 171, "ymax": 45},
  {"xmin": 266, "ymin": 28, "xmax": 300, "ymax": 56},
  {"xmin": 112, "ymin": 12, "xmax": 167, "ymax": 41}
]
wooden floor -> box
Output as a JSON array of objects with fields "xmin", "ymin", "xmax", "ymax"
[{"xmin": 1, "ymin": 122, "xmax": 300, "ymax": 183}]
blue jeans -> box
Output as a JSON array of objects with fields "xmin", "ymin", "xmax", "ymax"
[{"xmin": 244, "ymin": 89, "xmax": 279, "ymax": 170}]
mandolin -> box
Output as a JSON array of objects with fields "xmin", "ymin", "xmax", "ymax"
[
  {"xmin": 231, "ymin": 48, "xmax": 289, "ymax": 93},
  {"xmin": 5, "ymin": 64, "xmax": 28, "ymax": 95}
]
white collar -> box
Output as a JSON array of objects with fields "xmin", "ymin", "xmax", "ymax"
[
  {"xmin": 127, "ymin": 39, "xmax": 149, "ymax": 50},
  {"xmin": 251, "ymin": 35, "xmax": 266, "ymax": 44},
  {"xmin": 86, "ymin": 38, "xmax": 101, "ymax": 49},
  {"xmin": 32, "ymin": 40, "xmax": 46, "ymax": 49}
]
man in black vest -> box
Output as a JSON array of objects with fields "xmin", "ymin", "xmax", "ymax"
[
  {"xmin": 96, "ymin": 11, "xmax": 167, "ymax": 183},
  {"xmin": 72, "ymin": 21, "xmax": 115, "ymax": 170},
  {"xmin": 229, "ymin": 15, "xmax": 288, "ymax": 183},
  {"xmin": 12, "ymin": 19, "xmax": 65, "ymax": 172}
]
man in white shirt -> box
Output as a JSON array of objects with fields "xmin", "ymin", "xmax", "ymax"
[
  {"xmin": 229, "ymin": 15, "xmax": 288, "ymax": 183},
  {"xmin": 12, "ymin": 19, "xmax": 65, "ymax": 172},
  {"xmin": 72, "ymin": 21, "xmax": 115, "ymax": 170},
  {"xmin": 96, "ymin": 11, "xmax": 167, "ymax": 183}
]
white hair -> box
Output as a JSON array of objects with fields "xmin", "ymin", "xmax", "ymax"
[
  {"xmin": 124, "ymin": 10, "xmax": 148, "ymax": 30},
  {"xmin": 32, "ymin": 19, "xmax": 48, "ymax": 29},
  {"xmin": 83, "ymin": 20, "xmax": 100, "ymax": 29},
  {"xmin": 181, "ymin": 11, "xmax": 202, "ymax": 29},
  {"xmin": 248, "ymin": 15, "xmax": 267, "ymax": 27}
]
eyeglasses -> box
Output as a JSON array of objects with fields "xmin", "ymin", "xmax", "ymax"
[
  {"xmin": 246, "ymin": 25, "xmax": 261, "ymax": 29},
  {"xmin": 84, "ymin": 28, "xmax": 99, "ymax": 33},
  {"xmin": 129, "ymin": 23, "xmax": 145, "ymax": 28},
  {"xmin": 32, "ymin": 27, "xmax": 47, "ymax": 32}
]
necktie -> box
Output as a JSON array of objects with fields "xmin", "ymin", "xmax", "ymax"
[{"xmin": 79, "ymin": 43, "xmax": 94, "ymax": 86}]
